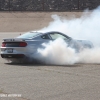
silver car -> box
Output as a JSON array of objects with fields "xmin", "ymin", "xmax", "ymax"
[{"xmin": 1, "ymin": 31, "xmax": 93, "ymax": 63}]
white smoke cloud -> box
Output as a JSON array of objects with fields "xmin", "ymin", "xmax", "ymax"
[
  {"xmin": 41, "ymin": 6, "xmax": 100, "ymax": 46},
  {"xmin": 33, "ymin": 6, "xmax": 100, "ymax": 65},
  {"xmin": 78, "ymin": 48, "xmax": 100, "ymax": 64},
  {"xmin": 35, "ymin": 38, "xmax": 78, "ymax": 65}
]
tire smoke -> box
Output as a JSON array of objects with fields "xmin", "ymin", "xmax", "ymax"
[{"xmin": 33, "ymin": 6, "xmax": 100, "ymax": 65}]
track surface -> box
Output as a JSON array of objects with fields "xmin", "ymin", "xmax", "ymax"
[{"xmin": 0, "ymin": 13, "xmax": 100, "ymax": 100}]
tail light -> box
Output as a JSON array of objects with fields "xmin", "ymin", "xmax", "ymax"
[
  {"xmin": 2, "ymin": 42, "xmax": 27, "ymax": 47},
  {"xmin": 2, "ymin": 42, "xmax": 6, "ymax": 47},
  {"xmin": 19, "ymin": 42, "xmax": 27, "ymax": 47}
]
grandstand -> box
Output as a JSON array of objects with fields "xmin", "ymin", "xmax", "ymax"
[{"xmin": 0, "ymin": 0, "xmax": 100, "ymax": 11}]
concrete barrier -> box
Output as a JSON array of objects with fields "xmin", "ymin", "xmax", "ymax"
[{"xmin": 0, "ymin": 12, "xmax": 83, "ymax": 32}]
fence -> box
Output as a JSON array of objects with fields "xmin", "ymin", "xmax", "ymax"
[{"xmin": 0, "ymin": 0, "xmax": 100, "ymax": 11}]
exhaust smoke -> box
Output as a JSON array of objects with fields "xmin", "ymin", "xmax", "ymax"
[{"xmin": 33, "ymin": 7, "xmax": 100, "ymax": 65}]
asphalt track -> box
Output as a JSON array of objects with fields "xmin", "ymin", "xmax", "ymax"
[{"xmin": 0, "ymin": 12, "xmax": 100, "ymax": 100}]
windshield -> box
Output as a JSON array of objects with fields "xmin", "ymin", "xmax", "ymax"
[{"xmin": 17, "ymin": 32, "xmax": 41, "ymax": 38}]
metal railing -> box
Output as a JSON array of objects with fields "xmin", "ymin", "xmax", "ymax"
[{"xmin": 0, "ymin": 0, "xmax": 100, "ymax": 11}]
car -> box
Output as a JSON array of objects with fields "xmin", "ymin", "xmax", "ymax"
[{"xmin": 0, "ymin": 31, "xmax": 93, "ymax": 63}]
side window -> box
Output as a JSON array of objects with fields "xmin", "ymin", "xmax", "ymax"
[
  {"xmin": 41, "ymin": 34, "xmax": 50, "ymax": 39},
  {"xmin": 49, "ymin": 33, "xmax": 68, "ymax": 40}
]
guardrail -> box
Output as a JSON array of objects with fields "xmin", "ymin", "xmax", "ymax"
[{"xmin": 0, "ymin": 0, "xmax": 100, "ymax": 11}]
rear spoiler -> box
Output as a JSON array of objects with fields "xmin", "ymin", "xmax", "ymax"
[{"xmin": 3, "ymin": 38, "xmax": 25, "ymax": 42}]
